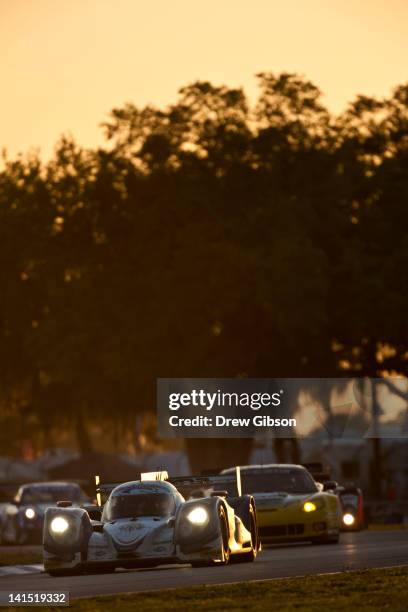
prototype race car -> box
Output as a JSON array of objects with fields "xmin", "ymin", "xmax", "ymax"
[
  {"xmin": 222, "ymin": 464, "xmax": 341, "ymax": 544},
  {"xmin": 1, "ymin": 482, "xmax": 89, "ymax": 544},
  {"xmin": 43, "ymin": 470, "xmax": 259, "ymax": 576}
]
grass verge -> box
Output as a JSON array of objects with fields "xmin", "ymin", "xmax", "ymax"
[
  {"xmin": 0, "ymin": 551, "xmax": 42, "ymax": 566},
  {"xmin": 24, "ymin": 566, "xmax": 408, "ymax": 612}
]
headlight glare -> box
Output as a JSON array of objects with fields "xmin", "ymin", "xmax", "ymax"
[
  {"xmin": 50, "ymin": 516, "xmax": 69, "ymax": 534},
  {"xmin": 343, "ymin": 513, "xmax": 355, "ymax": 526},
  {"xmin": 25, "ymin": 507, "xmax": 36, "ymax": 519},
  {"xmin": 187, "ymin": 506, "xmax": 209, "ymax": 525},
  {"xmin": 303, "ymin": 501, "xmax": 317, "ymax": 513}
]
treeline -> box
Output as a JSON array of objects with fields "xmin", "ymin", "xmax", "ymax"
[{"xmin": 0, "ymin": 73, "xmax": 407, "ymax": 460}]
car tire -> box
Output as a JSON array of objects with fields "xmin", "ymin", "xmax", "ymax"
[
  {"xmin": 231, "ymin": 504, "xmax": 257, "ymax": 563},
  {"xmin": 219, "ymin": 506, "xmax": 230, "ymax": 565}
]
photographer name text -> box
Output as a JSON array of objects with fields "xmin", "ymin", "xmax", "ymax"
[{"xmin": 168, "ymin": 415, "xmax": 296, "ymax": 428}]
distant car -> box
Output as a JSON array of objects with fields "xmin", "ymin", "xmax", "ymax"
[
  {"xmin": 336, "ymin": 484, "xmax": 365, "ymax": 530},
  {"xmin": 43, "ymin": 471, "xmax": 259, "ymax": 576},
  {"xmin": 221, "ymin": 464, "xmax": 341, "ymax": 544},
  {"xmin": 303, "ymin": 463, "xmax": 365, "ymax": 530},
  {"xmin": 1, "ymin": 482, "xmax": 89, "ymax": 544},
  {"xmin": 0, "ymin": 484, "xmax": 22, "ymax": 543}
]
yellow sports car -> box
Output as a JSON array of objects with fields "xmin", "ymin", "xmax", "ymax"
[{"xmin": 222, "ymin": 464, "xmax": 341, "ymax": 544}]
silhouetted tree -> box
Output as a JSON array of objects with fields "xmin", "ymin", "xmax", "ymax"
[{"xmin": 0, "ymin": 75, "xmax": 407, "ymax": 473}]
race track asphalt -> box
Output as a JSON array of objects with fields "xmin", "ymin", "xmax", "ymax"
[{"xmin": 1, "ymin": 529, "xmax": 407, "ymax": 599}]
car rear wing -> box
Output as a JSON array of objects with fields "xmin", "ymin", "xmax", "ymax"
[
  {"xmin": 169, "ymin": 466, "xmax": 242, "ymax": 499},
  {"xmin": 94, "ymin": 467, "xmax": 242, "ymax": 505},
  {"xmin": 140, "ymin": 471, "xmax": 168, "ymax": 482},
  {"xmin": 94, "ymin": 471, "xmax": 169, "ymax": 505}
]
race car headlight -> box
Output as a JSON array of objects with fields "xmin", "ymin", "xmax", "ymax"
[
  {"xmin": 186, "ymin": 506, "xmax": 209, "ymax": 526},
  {"xmin": 343, "ymin": 513, "xmax": 355, "ymax": 526},
  {"xmin": 303, "ymin": 501, "xmax": 317, "ymax": 513},
  {"xmin": 50, "ymin": 516, "xmax": 69, "ymax": 534},
  {"xmin": 25, "ymin": 508, "xmax": 36, "ymax": 520}
]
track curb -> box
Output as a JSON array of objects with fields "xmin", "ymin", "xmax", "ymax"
[{"xmin": 0, "ymin": 564, "xmax": 43, "ymax": 577}]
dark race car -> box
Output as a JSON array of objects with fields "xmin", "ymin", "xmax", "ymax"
[
  {"xmin": 336, "ymin": 484, "xmax": 365, "ymax": 530},
  {"xmin": 1, "ymin": 482, "xmax": 89, "ymax": 544},
  {"xmin": 303, "ymin": 463, "xmax": 365, "ymax": 530}
]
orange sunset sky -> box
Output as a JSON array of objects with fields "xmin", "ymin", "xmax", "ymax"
[{"xmin": 1, "ymin": 0, "xmax": 408, "ymax": 160}]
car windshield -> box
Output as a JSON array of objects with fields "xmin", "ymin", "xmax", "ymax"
[
  {"xmin": 106, "ymin": 493, "xmax": 175, "ymax": 520},
  {"xmin": 20, "ymin": 486, "xmax": 85, "ymax": 504},
  {"xmin": 240, "ymin": 470, "xmax": 318, "ymax": 494}
]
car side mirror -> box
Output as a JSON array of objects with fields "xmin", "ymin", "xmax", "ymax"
[{"xmin": 323, "ymin": 481, "xmax": 338, "ymax": 491}]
